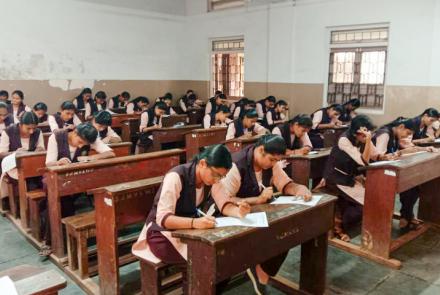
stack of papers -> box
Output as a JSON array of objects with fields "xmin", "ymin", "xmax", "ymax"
[
  {"xmin": 0, "ymin": 276, "xmax": 18, "ymax": 295},
  {"xmin": 215, "ymin": 212, "xmax": 268, "ymax": 228},
  {"xmin": 270, "ymin": 195, "xmax": 323, "ymax": 207}
]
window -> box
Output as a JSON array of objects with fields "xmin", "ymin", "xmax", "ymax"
[
  {"xmin": 327, "ymin": 27, "xmax": 388, "ymax": 109},
  {"xmin": 208, "ymin": 0, "xmax": 245, "ymax": 12},
  {"xmin": 211, "ymin": 39, "xmax": 244, "ymax": 98}
]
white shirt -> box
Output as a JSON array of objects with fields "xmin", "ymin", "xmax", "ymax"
[
  {"xmin": 272, "ymin": 127, "xmax": 313, "ymax": 148},
  {"xmin": 126, "ymin": 102, "xmax": 135, "ymax": 114},
  {"xmin": 140, "ymin": 111, "xmax": 162, "ymax": 140},
  {"xmin": 265, "ymin": 112, "xmax": 286, "ymax": 126},
  {"xmin": 48, "ymin": 114, "xmax": 82, "ymax": 132},
  {"xmin": 11, "ymin": 105, "xmax": 31, "ymax": 122},
  {"xmin": 99, "ymin": 126, "xmax": 121, "ymax": 143},
  {"xmin": 233, "ymin": 107, "xmax": 241, "ymax": 119},
  {"xmin": 85, "ymin": 103, "xmax": 105, "ymax": 119},
  {"xmin": 225, "ymin": 122, "xmax": 267, "ymax": 140},
  {"xmin": 179, "ymin": 99, "xmax": 188, "ymax": 113},
  {"xmin": 203, "ymin": 114, "xmax": 232, "ymax": 129},
  {"xmin": 256, "ymin": 103, "xmax": 265, "ymax": 119},
  {"xmin": 0, "ymin": 130, "xmax": 45, "ymax": 153}
]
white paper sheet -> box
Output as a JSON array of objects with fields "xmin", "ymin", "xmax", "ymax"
[
  {"xmin": 0, "ymin": 276, "xmax": 18, "ymax": 295},
  {"xmin": 215, "ymin": 212, "xmax": 268, "ymax": 228},
  {"xmin": 308, "ymin": 151, "xmax": 318, "ymax": 155},
  {"xmin": 270, "ymin": 195, "xmax": 323, "ymax": 207},
  {"xmin": 369, "ymin": 160, "xmax": 400, "ymax": 166},
  {"xmin": 1, "ymin": 153, "xmax": 16, "ymax": 173},
  {"xmin": 435, "ymin": 138, "xmax": 440, "ymax": 143}
]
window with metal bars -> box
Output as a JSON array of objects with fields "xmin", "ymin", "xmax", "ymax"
[
  {"xmin": 208, "ymin": 0, "xmax": 245, "ymax": 12},
  {"xmin": 327, "ymin": 27, "xmax": 388, "ymax": 109}
]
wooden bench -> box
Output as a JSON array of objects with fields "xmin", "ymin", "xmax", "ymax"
[
  {"xmin": 120, "ymin": 118, "xmax": 140, "ymax": 143},
  {"xmin": 45, "ymin": 149, "xmax": 184, "ymax": 259},
  {"xmin": 319, "ymin": 125, "xmax": 348, "ymax": 148},
  {"xmin": 187, "ymin": 108, "xmax": 204, "ymax": 125},
  {"xmin": 111, "ymin": 114, "xmax": 140, "ymax": 129},
  {"xmin": 151, "ymin": 124, "xmax": 201, "ymax": 152},
  {"xmin": 185, "ymin": 127, "xmax": 227, "ymax": 161}
]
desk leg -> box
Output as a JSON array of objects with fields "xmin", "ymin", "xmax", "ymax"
[
  {"xmin": 290, "ymin": 159, "xmax": 311, "ymax": 187},
  {"xmin": 185, "ymin": 136, "xmax": 198, "ymax": 162},
  {"xmin": 186, "ymin": 240, "xmax": 216, "ymax": 295},
  {"xmin": 300, "ymin": 233, "xmax": 328, "ymax": 295},
  {"xmin": 419, "ymin": 177, "xmax": 440, "ymax": 225},
  {"xmin": 18, "ymin": 174, "xmax": 29, "ymax": 229},
  {"xmin": 47, "ymin": 175, "xmax": 64, "ymax": 258}
]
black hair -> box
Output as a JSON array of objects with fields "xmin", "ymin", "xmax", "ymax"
[
  {"xmin": 265, "ymin": 96, "xmax": 276, "ymax": 103},
  {"xmin": 344, "ymin": 98, "xmax": 361, "ymax": 109},
  {"xmin": 347, "ymin": 115, "xmax": 375, "ymax": 139},
  {"xmin": 12, "ymin": 90, "xmax": 24, "ymax": 100},
  {"xmin": 94, "ymin": 111, "xmax": 112, "ymax": 126},
  {"xmin": 0, "ymin": 102, "xmax": 7, "ymax": 110},
  {"xmin": 0, "ymin": 90, "xmax": 8, "ymax": 98},
  {"xmin": 289, "ymin": 114, "xmax": 312, "ymax": 128},
  {"xmin": 95, "ymin": 91, "xmax": 107, "ymax": 100},
  {"xmin": 385, "ymin": 117, "xmax": 416, "ymax": 132},
  {"xmin": 216, "ymin": 105, "xmax": 230, "ymax": 114},
  {"xmin": 195, "ymin": 144, "xmax": 232, "ymax": 169},
  {"xmin": 243, "ymin": 109, "xmax": 258, "ymax": 119},
  {"xmin": 163, "ymin": 92, "xmax": 173, "ymax": 100},
  {"xmin": 328, "ymin": 103, "xmax": 344, "ymax": 114},
  {"xmin": 421, "ymin": 108, "xmax": 439, "ymax": 119},
  {"xmin": 255, "ymin": 134, "xmax": 287, "ymax": 155},
  {"xmin": 121, "ymin": 91, "xmax": 131, "ymax": 99},
  {"xmin": 186, "ymin": 89, "xmax": 194, "ymax": 94},
  {"xmin": 275, "ymin": 100, "xmax": 288, "ymax": 107},
  {"xmin": 214, "ymin": 90, "xmax": 222, "ymax": 96},
  {"xmin": 188, "ymin": 94, "xmax": 197, "ymax": 101},
  {"xmin": 61, "ymin": 101, "xmax": 76, "ymax": 111},
  {"xmin": 136, "ymin": 96, "xmax": 150, "ymax": 104},
  {"xmin": 155, "ymin": 101, "xmax": 168, "ymax": 111},
  {"xmin": 76, "ymin": 88, "xmax": 92, "ymax": 100},
  {"xmin": 33, "ymin": 102, "xmax": 48, "ymax": 112},
  {"xmin": 76, "ymin": 123, "xmax": 98, "ymax": 143},
  {"xmin": 218, "ymin": 93, "xmax": 227, "ymax": 100},
  {"xmin": 20, "ymin": 111, "xmax": 39, "ymax": 125}
]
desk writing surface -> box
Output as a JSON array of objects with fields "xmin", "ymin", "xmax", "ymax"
[
  {"xmin": 284, "ymin": 148, "xmax": 331, "ymax": 160},
  {"xmin": 173, "ymin": 194, "xmax": 336, "ymax": 245},
  {"xmin": 361, "ymin": 151, "xmax": 440, "ymax": 171}
]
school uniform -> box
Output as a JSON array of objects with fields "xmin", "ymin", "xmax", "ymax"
[
  {"xmin": 263, "ymin": 109, "xmax": 286, "ymax": 130},
  {"xmin": 108, "ymin": 96, "xmax": 127, "ymax": 109},
  {"xmin": 205, "ymin": 98, "xmax": 219, "ymax": 115},
  {"xmin": 272, "ymin": 123, "xmax": 313, "ymax": 150},
  {"xmin": 373, "ymin": 126, "xmax": 420, "ymax": 222},
  {"xmin": 126, "ymin": 102, "xmax": 142, "ymax": 114},
  {"xmin": 202, "ymin": 114, "xmax": 232, "ymax": 129},
  {"xmin": 48, "ymin": 113, "xmax": 82, "ymax": 132},
  {"xmin": 7, "ymin": 103, "xmax": 31, "ymax": 123},
  {"xmin": 400, "ymin": 116, "xmax": 437, "ymax": 148},
  {"xmin": 138, "ymin": 109, "xmax": 162, "ymax": 148},
  {"xmin": 165, "ymin": 106, "xmax": 176, "ymax": 116},
  {"xmin": 37, "ymin": 114, "xmax": 49, "ymax": 125},
  {"xmin": 0, "ymin": 114, "xmax": 15, "ymax": 134},
  {"xmin": 84, "ymin": 100, "xmax": 103, "ymax": 119},
  {"xmin": 98, "ymin": 126, "xmax": 121, "ymax": 144},
  {"xmin": 309, "ymin": 108, "xmax": 339, "ymax": 148},
  {"xmin": 179, "ymin": 97, "xmax": 195, "ymax": 113},
  {"xmin": 339, "ymin": 108, "xmax": 356, "ymax": 123},
  {"xmin": 256, "ymin": 100, "xmax": 268, "ymax": 120},
  {"xmin": 225, "ymin": 119, "xmax": 267, "ymax": 140}
]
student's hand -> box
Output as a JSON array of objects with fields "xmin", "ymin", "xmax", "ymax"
[
  {"xmin": 382, "ymin": 152, "xmax": 400, "ymax": 161},
  {"xmin": 257, "ymin": 187, "xmax": 273, "ymax": 204},
  {"xmin": 15, "ymin": 147, "xmax": 28, "ymax": 153},
  {"xmin": 57, "ymin": 158, "xmax": 71, "ymax": 166},
  {"xmin": 77, "ymin": 156, "xmax": 92, "ymax": 163},
  {"xmin": 357, "ymin": 127, "xmax": 372, "ymax": 141},
  {"xmin": 295, "ymin": 185, "xmax": 312, "ymax": 202},
  {"xmin": 108, "ymin": 137, "xmax": 121, "ymax": 144},
  {"xmin": 286, "ymin": 149, "xmax": 295, "ymax": 156},
  {"xmin": 297, "ymin": 147, "xmax": 311, "ymax": 155},
  {"xmin": 425, "ymin": 146, "xmax": 439, "ymax": 153},
  {"xmin": 237, "ymin": 201, "xmax": 251, "ymax": 218},
  {"xmin": 193, "ymin": 216, "xmax": 216, "ymax": 229},
  {"xmin": 65, "ymin": 124, "xmax": 75, "ymax": 131}
]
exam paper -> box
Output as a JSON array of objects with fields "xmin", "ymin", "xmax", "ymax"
[
  {"xmin": 1, "ymin": 153, "xmax": 16, "ymax": 173},
  {"xmin": 369, "ymin": 160, "xmax": 400, "ymax": 166},
  {"xmin": 0, "ymin": 276, "xmax": 18, "ymax": 295},
  {"xmin": 308, "ymin": 151, "xmax": 318, "ymax": 155},
  {"xmin": 215, "ymin": 212, "xmax": 268, "ymax": 228},
  {"xmin": 435, "ymin": 138, "xmax": 440, "ymax": 143},
  {"xmin": 271, "ymin": 195, "xmax": 322, "ymax": 207}
]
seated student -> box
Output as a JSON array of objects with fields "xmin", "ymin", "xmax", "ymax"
[
  {"xmin": 160, "ymin": 93, "xmax": 176, "ymax": 115},
  {"xmin": 0, "ymin": 90, "xmax": 10, "ymax": 105},
  {"xmin": 137, "ymin": 102, "xmax": 167, "ymax": 152},
  {"xmin": 48, "ymin": 101, "xmax": 82, "ymax": 132},
  {"xmin": 373, "ymin": 117, "xmax": 437, "ymax": 232},
  {"xmin": 233, "ymin": 98, "xmax": 256, "ymax": 119},
  {"xmin": 72, "ymin": 88, "xmax": 93, "ymax": 110},
  {"xmin": 339, "ymin": 98, "xmax": 361, "ymax": 123},
  {"xmin": 229, "ymin": 97, "xmax": 246, "ymax": 115},
  {"xmin": 0, "ymin": 102, "xmax": 15, "ymax": 134},
  {"xmin": 256, "ymin": 96, "xmax": 276, "ymax": 120},
  {"xmin": 400, "ymin": 108, "xmax": 440, "ymax": 147},
  {"xmin": 85, "ymin": 91, "xmax": 106, "ymax": 120},
  {"xmin": 133, "ymin": 145, "xmax": 250, "ymax": 283},
  {"xmin": 8, "ymin": 90, "xmax": 31, "ymax": 123},
  {"xmin": 226, "ymin": 109, "xmax": 267, "ymax": 140},
  {"xmin": 33, "ymin": 102, "xmax": 49, "ymax": 126},
  {"xmin": 126, "ymin": 96, "xmax": 149, "ymax": 114},
  {"xmin": 433, "ymin": 119, "xmax": 440, "ymax": 138},
  {"xmin": 320, "ymin": 115, "xmax": 378, "ymax": 241},
  {"xmin": 272, "ymin": 114, "xmax": 313, "ymax": 155},
  {"xmin": 263, "ymin": 100, "xmax": 288, "ymax": 130},
  {"xmin": 205, "ymin": 91, "xmax": 226, "ymax": 115},
  {"xmin": 309, "ymin": 104, "xmax": 344, "ymax": 148},
  {"xmin": 217, "ymin": 135, "xmax": 311, "ymax": 293},
  {"xmin": 179, "ymin": 93, "xmax": 199, "ymax": 113},
  {"xmin": 91, "ymin": 111, "xmax": 122, "ymax": 144},
  {"xmin": 203, "ymin": 105, "xmax": 232, "ymax": 129},
  {"xmin": 108, "ymin": 91, "xmax": 130, "ymax": 109},
  {"xmin": 41, "ymin": 123, "xmax": 115, "ymax": 255}
]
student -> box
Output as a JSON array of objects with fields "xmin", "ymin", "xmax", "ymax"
[
  {"xmin": 85, "ymin": 91, "xmax": 106, "ymax": 120},
  {"xmin": 137, "ymin": 102, "xmax": 167, "ymax": 151},
  {"xmin": 72, "ymin": 88, "xmax": 93, "ymax": 110},
  {"xmin": 179, "ymin": 93, "xmax": 199, "ymax": 113},
  {"xmin": 203, "ymin": 105, "xmax": 231, "ymax": 129},
  {"xmin": 226, "ymin": 109, "xmax": 267, "ymax": 140},
  {"xmin": 401, "ymin": 108, "xmax": 440, "ymax": 147},
  {"xmin": 126, "ymin": 96, "xmax": 149, "ymax": 114},
  {"xmin": 232, "ymin": 98, "xmax": 256, "ymax": 119},
  {"xmin": 263, "ymin": 100, "xmax": 288, "ymax": 130},
  {"xmin": 272, "ymin": 114, "xmax": 313, "ymax": 155},
  {"xmin": 8, "ymin": 90, "xmax": 31, "ymax": 122},
  {"xmin": 321, "ymin": 115, "xmax": 378, "ymax": 241},
  {"xmin": 133, "ymin": 145, "xmax": 250, "ymax": 279},
  {"xmin": 217, "ymin": 135, "xmax": 311, "ymax": 293},
  {"xmin": 108, "ymin": 91, "xmax": 130, "ymax": 109},
  {"xmin": 205, "ymin": 91, "xmax": 226, "ymax": 115},
  {"xmin": 41, "ymin": 123, "xmax": 115, "ymax": 255},
  {"xmin": 0, "ymin": 102, "xmax": 15, "ymax": 134},
  {"xmin": 160, "ymin": 94, "xmax": 176, "ymax": 115},
  {"xmin": 229, "ymin": 97, "xmax": 245, "ymax": 115},
  {"xmin": 48, "ymin": 101, "xmax": 82, "ymax": 132},
  {"xmin": 309, "ymin": 104, "xmax": 344, "ymax": 148},
  {"xmin": 339, "ymin": 98, "xmax": 361, "ymax": 123},
  {"xmin": 256, "ymin": 96, "xmax": 276, "ymax": 120},
  {"xmin": 33, "ymin": 102, "xmax": 49, "ymax": 125},
  {"xmin": 373, "ymin": 117, "xmax": 437, "ymax": 232},
  {"xmin": 91, "ymin": 111, "xmax": 121, "ymax": 144},
  {"xmin": 0, "ymin": 90, "xmax": 10, "ymax": 105}
]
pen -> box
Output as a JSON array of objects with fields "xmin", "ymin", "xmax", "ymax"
[{"xmin": 197, "ymin": 208, "xmax": 217, "ymax": 224}]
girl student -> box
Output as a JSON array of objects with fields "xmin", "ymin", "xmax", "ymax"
[
  {"xmin": 0, "ymin": 102, "xmax": 15, "ymax": 134},
  {"xmin": 263, "ymin": 99, "xmax": 288, "ymax": 130},
  {"xmin": 400, "ymin": 108, "xmax": 440, "ymax": 147},
  {"xmin": 339, "ymin": 98, "xmax": 361, "ymax": 123},
  {"xmin": 132, "ymin": 145, "xmax": 250, "ymax": 288},
  {"xmin": 217, "ymin": 134, "xmax": 312, "ymax": 294},
  {"xmin": 256, "ymin": 96, "xmax": 276, "ymax": 120},
  {"xmin": 8, "ymin": 90, "xmax": 31, "ymax": 122},
  {"xmin": 272, "ymin": 114, "xmax": 313, "ymax": 155},
  {"xmin": 32, "ymin": 102, "xmax": 49, "ymax": 125},
  {"xmin": 72, "ymin": 88, "xmax": 92, "ymax": 110},
  {"xmin": 48, "ymin": 101, "xmax": 82, "ymax": 132},
  {"xmin": 205, "ymin": 92, "xmax": 227, "ymax": 115},
  {"xmin": 91, "ymin": 111, "xmax": 121, "ymax": 144},
  {"xmin": 108, "ymin": 91, "xmax": 130, "ymax": 109},
  {"xmin": 203, "ymin": 105, "xmax": 232, "ymax": 129},
  {"xmin": 126, "ymin": 96, "xmax": 149, "ymax": 114},
  {"xmin": 225, "ymin": 109, "xmax": 267, "ymax": 140},
  {"xmin": 232, "ymin": 98, "xmax": 256, "ymax": 119},
  {"xmin": 85, "ymin": 91, "xmax": 107, "ymax": 120},
  {"xmin": 309, "ymin": 103, "xmax": 344, "ymax": 148},
  {"xmin": 0, "ymin": 90, "xmax": 10, "ymax": 105},
  {"xmin": 137, "ymin": 101, "xmax": 167, "ymax": 152},
  {"xmin": 179, "ymin": 91, "xmax": 202, "ymax": 113},
  {"xmin": 373, "ymin": 117, "xmax": 437, "ymax": 232},
  {"xmin": 160, "ymin": 93, "xmax": 176, "ymax": 115}
]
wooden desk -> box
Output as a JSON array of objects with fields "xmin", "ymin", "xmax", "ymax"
[
  {"xmin": 330, "ymin": 151, "xmax": 440, "ymax": 269},
  {"xmin": 283, "ymin": 148, "xmax": 331, "ymax": 187},
  {"xmin": 185, "ymin": 127, "xmax": 227, "ymax": 161},
  {"xmin": 151, "ymin": 124, "xmax": 201, "ymax": 151},
  {"xmin": 120, "ymin": 118, "xmax": 140, "ymax": 143},
  {"xmin": 223, "ymin": 135, "xmax": 261, "ymax": 153},
  {"xmin": 416, "ymin": 140, "xmax": 440, "ymax": 148},
  {"xmin": 93, "ymin": 177, "xmax": 163, "ymax": 295},
  {"xmin": 0, "ymin": 264, "xmax": 67, "ymax": 295},
  {"xmin": 109, "ymin": 108, "xmax": 126, "ymax": 114},
  {"xmin": 162, "ymin": 114, "xmax": 188, "ymax": 127},
  {"xmin": 187, "ymin": 108, "xmax": 204, "ymax": 125},
  {"xmin": 320, "ymin": 126, "xmax": 348, "ymax": 148},
  {"xmin": 111, "ymin": 114, "xmax": 140, "ymax": 129},
  {"xmin": 45, "ymin": 149, "xmax": 184, "ymax": 258},
  {"xmin": 173, "ymin": 194, "xmax": 336, "ymax": 295}
]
